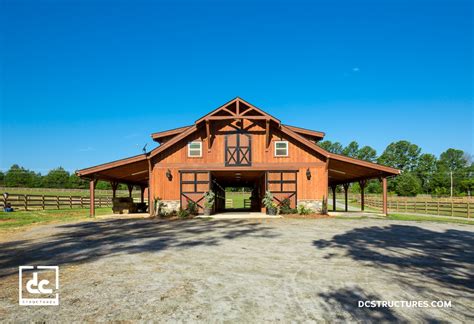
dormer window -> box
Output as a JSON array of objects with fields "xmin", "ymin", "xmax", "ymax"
[
  {"xmin": 188, "ymin": 141, "xmax": 202, "ymax": 157},
  {"xmin": 274, "ymin": 141, "xmax": 289, "ymax": 157}
]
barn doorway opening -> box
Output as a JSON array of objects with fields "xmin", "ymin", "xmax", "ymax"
[{"xmin": 211, "ymin": 171, "xmax": 265, "ymax": 213}]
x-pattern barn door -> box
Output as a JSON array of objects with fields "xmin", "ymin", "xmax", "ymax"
[
  {"xmin": 266, "ymin": 171, "xmax": 298, "ymax": 208},
  {"xmin": 225, "ymin": 131, "xmax": 252, "ymax": 166},
  {"xmin": 180, "ymin": 171, "xmax": 210, "ymax": 212}
]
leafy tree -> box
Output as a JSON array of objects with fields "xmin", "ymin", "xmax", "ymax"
[
  {"xmin": 4, "ymin": 164, "xmax": 42, "ymax": 187},
  {"xmin": 414, "ymin": 153, "xmax": 437, "ymax": 193},
  {"xmin": 356, "ymin": 146, "xmax": 377, "ymax": 162},
  {"xmin": 0, "ymin": 171, "xmax": 4, "ymax": 186},
  {"xmin": 436, "ymin": 149, "xmax": 469, "ymax": 195},
  {"xmin": 378, "ymin": 140, "xmax": 421, "ymax": 171},
  {"xmin": 43, "ymin": 167, "xmax": 70, "ymax": 188},
  {"xmin": 68, "ymin": 174, "xmax": 88, "ymax": 189},
  {"xmin": 342, "ymin": 141, "xmax": 359, "ymax": 157},
  {"xmin": 395, "ymin": 172, "xmax": 421, "ymax": 196},
  {"xmin": 366, "ymin": 180, "xmax": 382, "ymax": 194},
  {"xmin": 318, "ymin": 140, "xmax": 343, "ymax": 154}
]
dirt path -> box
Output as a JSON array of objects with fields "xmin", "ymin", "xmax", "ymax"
[{"xmin": 0, "ymin": 217, "xmax": 472, "ymax": 322}]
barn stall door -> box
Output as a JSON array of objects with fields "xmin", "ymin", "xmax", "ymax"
[
  {"xmin": 266, "ymin": 171, "xmax": 298, "ymax": 208},
  {"xmin": 180, "ymin": 171, "xmax": 210, "ymax": 212},
  {"xmin": 225, "ymin": 132, "xmax": 252, "ymax": 166}
]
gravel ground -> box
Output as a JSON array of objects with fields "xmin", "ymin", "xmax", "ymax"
[{"xmin": 0, "ymin": 217, "xmax": 473, "ymax": 322}]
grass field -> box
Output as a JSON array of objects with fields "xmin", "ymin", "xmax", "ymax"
[
  {"xmin": 0, "ymin": 208, "xmax": 111, "ymax": 230},
  {"xmin": 0, "ymin": 187, "xmax": 138, "ymax": 197},
  {"xmin": 225, "ymin": 192, "xmax": 251, "ymax": 209}
]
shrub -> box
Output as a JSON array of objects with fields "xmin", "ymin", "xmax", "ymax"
[
  {"xmin": 186, "ymin": 199, "xmax": 198, "ymax": 215},
  {"xmin": 178, "ymin": 208, "xmax": 190, "ymax": 219},
  {"xmin": 279, "ymin": 198, "xmax": 297, "ymax": 214},
  {"xmin": 297, "ymin": 205, "xmax": 313, "ymax": 215},
  {"xmin": 203, "ymin": 190, "xmax": 215, "ymax": 209},
  {"xmin": 153, "ymin": 197, "xmax": 166, "ymax": 217}
]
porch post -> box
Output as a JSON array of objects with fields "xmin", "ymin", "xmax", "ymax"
[
  {"xmin": 331, "ymin": 185, "xmax": 336, "ymax": 211},
  {"xmin": 127, "ymin": 184, "xmax": 133, "ymax": 198},
  {"xmin": 148, "ymin": 158, "xmax": 154, "ymax": 216},
  {"xmin": 382, "ymin": 177, "xmax": 388, "ymax": 216},
  {"xmin": 140, "ymin": 185, "xmax": 145, "ymax": 203},
  {"xmin": 111, "ymin": 181, "xmax": 119, "ymax": 199},
  {"xmin": 343, "ymin": 183, "xmax": 349, "ymax": 212},
  {"xmin": 359, "ymin": 179, "xmax": 366, "ymax": 211},
  {"xmin": 89, "ymin": 178, "xmax": 97, "ymax": 217}
]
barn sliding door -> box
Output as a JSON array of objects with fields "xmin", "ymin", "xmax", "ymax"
[
  {"xmin": 225, "ymin": 132, "xmax": 252, "ymax": 166},
  {"xmin": 180, "ymin": 171, "xmax": 210, "ymax": 212},
  {"xmin": 266, "ymin": 171, "xmax": 298, "ymax": 208}
]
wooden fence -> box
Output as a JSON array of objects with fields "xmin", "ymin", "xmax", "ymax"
[
  {"xmin": 357, "ymin": 197, "xmax": 472, "ymax": 218},
  {"xmin": 1, "ymin": 194, "xmax": 113, "ymax": 211}
]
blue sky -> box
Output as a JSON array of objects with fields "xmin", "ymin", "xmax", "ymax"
[{"xmin": 0, "ymin": 0, "xmax": 472, "ymax": 173}]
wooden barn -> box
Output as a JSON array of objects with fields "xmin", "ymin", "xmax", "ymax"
[{"xmin": 77, "ymin": 98, "xmax": 399, "ymax": 216}]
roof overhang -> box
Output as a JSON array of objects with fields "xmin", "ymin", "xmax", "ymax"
[{"xmin": 76, "ymin": 154, "xmax": 149, "ymax": 186}]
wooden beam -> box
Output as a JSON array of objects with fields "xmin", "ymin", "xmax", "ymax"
[
  {"xmin": 381, "ymin": 177, "xmax": 388, "ymax": 216},
  {"xmin": 359, "ymin": 179, "xmax": 366, "ymax": 211},
  {"xmin": 148, "ymin": 159, "xmax": 154, "ymax": 216},
  {"xmin": 110, "ymin": 181, "xmax": 119, "ymax": 198},
  {"xmin": 127, "ymin": 184, "xmax": 134, "ymax": 198},
  {"xmin": 236, "ymin": 99, "xmax": 239, "ymax": 115},
  {"xmin": 331, "ymin": 185, "xmax": 336, "ymax": 212},
  {"xmin": 265, "ymin": 119, "xmax": 270, "ymax": 151},
  {"xmin": 206, "ymin": 115, "xmax": 270, "ymax": 121},
  {"xmin": 343, "ymin": 183, "xmax": 349, "ymax": 212},
  {"xmin": 205, "ymin": 119, "xmax": 211, "ymax": 151},
  {"xmin": 140, "ymin": 185, "xmax": 145, "ymax": 203},
  {"xmin": 89, "ymin": 178, "xmax": 97, "ymax": 217}
]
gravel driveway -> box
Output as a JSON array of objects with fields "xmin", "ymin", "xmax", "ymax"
[{"xmin": 0, "ymin": 217, "xmax": 473, "ymax": 322}]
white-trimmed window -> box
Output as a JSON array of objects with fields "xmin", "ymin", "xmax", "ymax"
[
  {"xmin": 187, "ymin": 141, "xmax": 202, "ymax": 157},
  {"xmin": 274, "ymin": 141, "xmax": 289, "ymax": 157}
]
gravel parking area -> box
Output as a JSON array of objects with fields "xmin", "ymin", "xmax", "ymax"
[{"xmin": 0, "ymin": 217, "xmax": 473, "ymax": 322}]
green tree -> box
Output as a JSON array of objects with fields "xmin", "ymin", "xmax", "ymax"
[
  {"xmin": 356, "ymin": 146, "xmax": 377, "ymax": 162},
  {"xmin": 68, "ymin": 174, "xmax": 88, "ymax": 189},
  {"xmin": 395, "ymin": 172, "xmax": 421, "ymax": 196},
  {"xmin": 318, "ymin": 140, "xmax": 343, "ymax": 154},
  {"xmin": 4, "ymin": 165, "xmax": 42, "ymax": 187},
  {"xmin": 378, "ymin": 140, "xmax": 421, "ymax": 171},
  {"xmin": 342, "ymin": 141, "xmax": 359, "ymax": 157},
  {"xmin": 414, "ymin": 153, "xmax": 437, "ymax": 193},
  {"xmin": 436, "ymin": 149, "xmax": 469, "ymax": 195},
  {"xmin": 42, "ymin": 167, "xmax": 70, "ymax": 188},
  {"xmin": 0, "ymin": 171, "xmax": 4, "ymax": 186}
]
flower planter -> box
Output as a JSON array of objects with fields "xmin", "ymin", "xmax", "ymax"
[{"xmin": 203, "ymin": 207, "xmax": 212, "ymax": 216}]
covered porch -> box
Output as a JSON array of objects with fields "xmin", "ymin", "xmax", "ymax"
[
  {"xmin": 76, "ymin": 154, "xmax": 152, "ymax": 217},
  {"xmin": 327, "ymin": 155, "xmax": 397, "ymax": 216}
]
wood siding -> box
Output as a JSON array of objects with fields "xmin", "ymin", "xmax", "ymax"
[{"xmin": 151, "ymin": 119, "xmax": 328, "ymax": 201}]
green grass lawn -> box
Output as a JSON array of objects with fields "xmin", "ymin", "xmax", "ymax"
[
  {"xmin": 336, "ymin": 213, "xmax": 474, "ymax": 225},
  {"xmin": 0, "ymin": 208, "xmax": 112, "ymax": 230},
  {"xmin": 0, "ymin": 187, "xmax": 138, "ymax": 197},
  {"xmin": 225, "ymin": 192, "xmax": 251, "ymax": 209}
]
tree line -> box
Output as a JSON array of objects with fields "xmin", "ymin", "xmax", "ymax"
[
  {"xmin": 0, "ymin": 140, "xmax": 472, "ymax": 196},
  {"xmin": 0, "ymin": 165, "xmax": 127, "ymax": 190},
  {"xmin": 319, "ymin": 140, "xmax": 473, "ymax": 196}
]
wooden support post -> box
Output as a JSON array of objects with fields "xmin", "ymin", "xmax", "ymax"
[
  {"xmin": 127, "ymin": 184, "xmax": 133, "ymax": 199},
  {"xmin": 42, "ymin": 195, "xmax": 45, "ymax": 210},
  {"xmin": 359, "ymin": 179, "xmax": 366, "ymax": 211},
  {"xmin": 205, "ymin": 119, "xmax": 211, "ymax": 151},
  {"xmin": 70, "ymin": 196, "xmax": 72, "ymax": 209},
  {"xmin": 24, "ymin": 195, "xmax": 28, "ymax": 211},
  {"xmin": 343, "ymin": 183, "xmax": 349, "ymax": 212},
  {"xmin": 111, "ymin": 181, "xmax": 119, "ymax": 199},
  {"xmin": 382, "ymin": 177, "xmax": 388, "ymax": 216},
  {"xmin": 236, "ymin": 99, "xmax": 240, "ymax": 115},
  {"xmin": 56, "ymin": 196, "xmax": 60, "ymax": 209},
  {"xmin": 140, "ymin": 186, "xmax": 145, "ymax": 203},
  {"xmin": 331, "ymin": 185, "xmax": 336, "ymax": 211},
  {"xmin": 148, "ymin": 159, "xmax": 154, "ymax": 216},
  {"xmin": 265, "ymin": 119, "xmax": 270, "ymax": 151},
  {"xmin": 89, "ymin": 179, "xmax": 97, "ymax": 217}
]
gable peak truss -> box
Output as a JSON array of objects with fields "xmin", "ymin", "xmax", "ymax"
[{"xmin": 195, "ymin": 97, "xmax": 281, "ymax": 125}]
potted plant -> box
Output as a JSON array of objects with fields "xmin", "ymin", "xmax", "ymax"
[
  {"xmin": 262, "ymin": 191, "xmax": 277, "ymax": 215},
  {"xmin": 203, "ymin": 190, "xmax": 215, "ymax": 216}
]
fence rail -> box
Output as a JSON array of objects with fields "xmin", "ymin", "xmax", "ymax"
[
  {"xmin": 355, "ymin": 197, "xmax": 472, "ymax": 218},
  {"xmin": 1, "ymin": 194, "xmax": 114, "ymax": 211}
]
